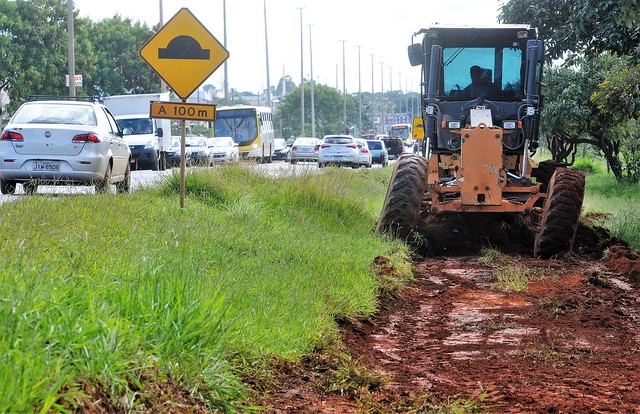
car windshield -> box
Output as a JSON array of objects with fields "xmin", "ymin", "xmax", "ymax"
[
  {"xmin": 12, "ymin": 103, "xmax": 97, "ymax": 126},
  {"xmin": 324, "ymin": 137, "xmax": 353, "ymax": 144},
  {"xmin": 211, "ymin": 139, "xmax": 232, "ymax": 147},
  {"xmin": 294, "ymin": 138, "xmax": 317, "ymax": 146},
  {"xmin": 367, "ymin": 141, "xmax": 383, "ymax": 150},
  {"xmin": 117, "ymin": 118, "xmax": 153, "ymax": 135},
  {"xmin": 186, "ymin": 138, "xmax": 207, "ymax": 147}
]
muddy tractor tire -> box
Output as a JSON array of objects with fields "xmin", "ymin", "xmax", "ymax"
[
  {"xmin": 534, "ymin": 168, "xmax": 585, "ymax": 259},
  {"xmin": 376, "ymin": 154, "xmax": 428, "ymax": 240}
]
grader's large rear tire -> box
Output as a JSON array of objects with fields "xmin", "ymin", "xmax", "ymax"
[
  {"xmin": 534, "ymin": 168, "xmax": 585, "ymax": 259},
  {"xmin": 376, "ymin": 154, "xmax": 428, "ymax": 240}
]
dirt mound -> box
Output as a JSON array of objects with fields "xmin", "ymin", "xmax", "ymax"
[
  {"xmin": 413, "ymin": 214, "xmax": 620, "ymax": 259},
  {"xmin": 605, "ymin": 244, "xmax": 640, "ymax": 287}
]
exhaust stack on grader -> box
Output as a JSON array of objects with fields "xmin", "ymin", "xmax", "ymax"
[{"xmin": 377, "ymin": 25, "xmax": 585, "ymax": 258}]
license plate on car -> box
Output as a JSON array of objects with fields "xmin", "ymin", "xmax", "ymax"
[{"xmin": 33, "ymin": 161, "xmax": 60, "ymax": 171}]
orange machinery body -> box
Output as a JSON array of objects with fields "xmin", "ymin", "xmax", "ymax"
[{"xmin": 426, "ymin": 123, "xmax": 545, "ymax": 221}]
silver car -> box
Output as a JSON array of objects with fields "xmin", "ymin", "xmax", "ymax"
[
  {"xmin": 0, "ymin": 96, "xmax": 131, "ymax": 195},
  {"xmin": 209, "ymin": 136, "xmax": 239, "ymax": 163},
  {"xmin": 318, "ymin": 135, "xmax": 359, "ymax": 168},
  {"xmin": 290, "ymin": 137, "xmax": 321, "ymax": 163}
]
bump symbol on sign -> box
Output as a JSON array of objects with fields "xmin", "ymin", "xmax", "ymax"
[{"xmin": 158, "ymin": 36, "xmax": 211, "ymax": 60}]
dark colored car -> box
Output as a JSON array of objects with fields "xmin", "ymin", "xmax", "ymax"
[
  {"xmin": 272, "ymin": 138, "xmax": 291, "ymax": 161},
  {"xmin": 382, "ymin": 136, "xmax": 404, "ymax": 160}
]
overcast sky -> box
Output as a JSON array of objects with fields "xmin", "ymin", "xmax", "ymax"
[{"xmin": 73, "ymin": 0, "xmax": 505, "ymax": 95}]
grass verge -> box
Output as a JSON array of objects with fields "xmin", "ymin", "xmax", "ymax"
[{"xmin": 0, "ymin": 165, "xmax": 410, "ymax": 412}]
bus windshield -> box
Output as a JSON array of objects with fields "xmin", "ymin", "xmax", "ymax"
[
  {"xmin": 389, "ymin": 125, "xmax": 410, "ymax": 140},
  {"xmin": 214, "ymin": 108, "xmax": 258, "ymax": 145}
]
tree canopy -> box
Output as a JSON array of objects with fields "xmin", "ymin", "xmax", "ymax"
[
  {"xmin": 500, "ymin": 0, "xmax": 640, "ymax": 182},
  {"xmin": 0, "ymin": 0, "xmax": 160, "ymax": 113}
]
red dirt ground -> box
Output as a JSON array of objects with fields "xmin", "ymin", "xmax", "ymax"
[{"xmin": 261, "ymin": 226, "xmax": 640, "ymax": 413}]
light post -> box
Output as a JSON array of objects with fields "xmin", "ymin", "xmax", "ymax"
[
  {"xmin": 357, "ymin": 45, "xmax": 362, "ymax": 134},
  {"xmin": 370, "ymin": 54, "xmax": 375, "ymax": 132},
  {"xmin": 380, "ymin": 62, "xmax": 385, "ymax": 133},
  {"xmin": 223, "ymin": 0, "xmax": 229, "ymax": 104},
  {"xmin": 309, "ymin": 24, "xmax": 316, "ymax": 138},
  {"xmin": 340, "ymin": 40, "xmax": 347, "ymax": 133},
  {"xmin": 389, "ymin": 66, "xmax": 393, "ymax": 123},
  {"xmin": 67, "ymin": 0, "xmax": 75, "ymax": 96},
  {"xmin": 263, "ymin": 0, "xmax": 271, "ymax": 107},
  {"xmin": 297, "ymin": 7, "xmax": 305, "ymax": 136}
]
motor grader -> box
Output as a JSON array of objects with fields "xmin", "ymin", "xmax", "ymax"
[{"xmin": 376, "ymin": 25, "xmax": 585, "ymax": 258}]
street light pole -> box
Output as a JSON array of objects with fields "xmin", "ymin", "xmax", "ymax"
[
  {"xmin": 357, "ymin": 45, "xmax": 362, "ymax": 135},
  {"xmin": 263, "ymin": 0, "xmax": 271, "ymax": 108},
  {"xmin": 309, "ymin": 24, "xmax": 316, "ymax": 138},
  {"xmin": 389, "ymin": 66, "xmax": 393, "ymax": 123},
  {"xmin": 67, "ymin": 0, "xmax": 75, "ymax": 97},
  {"xmin": 380, "ymin": 62, "xmax": 385, "ymax": 133},
  {"xmin": 159, "ymin": 0, "xmax": 167, "ymax": 93},
  {"xmin": 370, "ymin": 54, "xmax": 375, "ymax": 132},
  {"xmin": 223, "ymin": 0, "xmax": 229, "ymax": 104},
  {"xmin": 297, "ymin": 7, "xmax": 305, "ymax": 136},
  {"xmin": 341, "ymin": 40, "xmax": 347, "ymax": 133}
]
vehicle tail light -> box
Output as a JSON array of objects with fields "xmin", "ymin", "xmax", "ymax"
[
  {"xmin": 314, "ymin": 145, "xmax": 320, "ymax": 152},
  {"xmin": 1, "ymin": 131, "xmax": 23, "ymax": 141},
  {"xmin": 320, "ymin": 144, "xmax": 331, "ymax": 148},
  {"xmin": 359, "ymin": 148, "xmax": 369, "ymax": 153},
  {"xmin": 72, "ymin": 133, "xmax": 101, "ymax": 143},
  {"xmin": 382, "ymin": 152, "xmax": 387, "ymax": 157},
  {"xmin": 347, "ymin": 144, "xmax": 357, "ymax": 149},
  {"xmin": 291, "ymin": 146, "xmax": 297, "ymax": 151}
]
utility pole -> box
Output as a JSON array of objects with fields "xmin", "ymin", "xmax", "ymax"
[
  {"xmin": 309, "ymin": 24, "xmax": 316, "ymax": 138},
  {"xmin": 340, "ymin": 40, "xmax": 347, "ymax": 133},
  {"xmin": 357, "ymin": 45, "xmax": 362, "ymax": 134},
  {"xmin": 370, "ymin": 54, "xmax": 375, "ymax": 132},
  {"xmin": 297, "ymin": 7, "xmax": 305, "ymax": 136},
  {"xmin": 67, "ymin": 0, "xmax": 75, "ymax": 97},
  {"xmin": 223, "ymin": 0, "xmax": 229, "ymax": 104},
  {"xmin": 263, "ymin": 0, "xmax": 271, "ymax": 107}
]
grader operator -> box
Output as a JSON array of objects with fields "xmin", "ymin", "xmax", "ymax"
[{"xmin": 376, "ymin": 25, "xmax": 585, "ymax": 258}]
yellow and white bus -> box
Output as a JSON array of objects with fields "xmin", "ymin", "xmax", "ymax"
[
  {"xmin": 214, "ymin": 105, "xmax": 275, "ymax": 162},
  {"xmin": 388, "ymin": 123, "xmax": 414, "ymax": 147}
]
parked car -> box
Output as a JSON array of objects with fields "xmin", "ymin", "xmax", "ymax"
[
  {"xmin": 166, "ymin": 137, "xmax": 192, "ymax": 167},
  {"xmin": 186, "ymin": 136, "xmax": 212, "ymax": 166},
  {"xmin": 318, "ymin": 135, "xmax": 359, "ymax": 168},
  {"xmin": 290, "ymin": 137, "xmax": 321, "ymax": 163},
  {"xmin": 366, "ymin": 139, "xmax": 388, "ymax": 167},
  {"xmin": 272, "ymin": 138, "xmax": 291, "ymax": 161},
  {"xmin": 354, "ymin": 138, "xmax": 373, "ymax": 168},
  {"xmin": 381, "ymin": 135, "xmax": 405, "ymax": 160},
  {"xmin": 0, "ymin": 96, "xmax": 131, "ymax": 195},
  {"xmin": 209, "ymin": 136, "xmax": 239, "ymax": 163}
]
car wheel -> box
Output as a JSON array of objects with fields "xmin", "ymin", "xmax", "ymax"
[
  {"xmin": 290, "ymin": 159, "xmax": 297, "ymax": 164},
  {"xmin": 23, "ymin": 181, "xmax": 38, "ymax": 195},
  {"xmin": 0, "ymin": 179, "xmax": 17, "ymax": 195},
  {"xmin": 95, "ymin": 163, "xmax": 112, "ymax": 194},
  {"xmin": 115, "ymin": 163, "xmax": 131, "ymax": 194}
]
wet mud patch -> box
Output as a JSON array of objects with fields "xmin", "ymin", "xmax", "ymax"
[{"xmin": 262, "ymin": 252, "xmax": 640, "ymax": 413}]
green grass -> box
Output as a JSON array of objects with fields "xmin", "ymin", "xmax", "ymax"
[
  {"xmin": 0, "ymin": 165, "xmax": 410, "ymax": 412},
  {"xmin": 580, "ymin": 160, "xmax": 640, "ymax": 249}
]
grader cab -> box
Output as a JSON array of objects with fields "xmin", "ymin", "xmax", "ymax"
[{"xmin": 376, "ymin": 25, "xmax": 585, "ymax": 258}]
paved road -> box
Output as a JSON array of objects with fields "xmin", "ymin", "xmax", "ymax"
[{"xmin": 0, "ymin": 159, "xmax": 390, "ymax": 204}]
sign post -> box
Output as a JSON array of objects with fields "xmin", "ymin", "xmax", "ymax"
[{"xmin": 140, "ymin": 7, "xmax": 229, "ymax": 208}]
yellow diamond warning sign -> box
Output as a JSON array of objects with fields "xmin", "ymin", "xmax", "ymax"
[{"xmin": 140, "ymin": 8, "xmax": 229, "ymax": 99}]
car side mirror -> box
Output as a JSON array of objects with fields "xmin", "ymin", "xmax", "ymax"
[
  {"xmin": 408, "ymin": 43, "xmax": 423, "ymax": 67},
  {"xmin": 157, "ymin": 127, "xmax": 164, "ymax": 137}
]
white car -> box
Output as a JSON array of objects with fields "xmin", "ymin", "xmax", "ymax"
[
  {"xmin": 354, "ymin": 138, "xmax": 373, "ymax": 168},
  {"xmin": 0, "ymin": 96, "xmax": 131, "ymax": 194},
  {"xmin": 318, "ymin": 135, "xmax": 359, "ymax": 168},
  {"xmin": 209, "ymin": 136, "xmax": 239, "ymax": 163},
  {"xmin": 186, "ymin": 136, "xmax": 212, "ymax": 166}
]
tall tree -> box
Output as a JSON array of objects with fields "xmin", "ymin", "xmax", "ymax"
[
  {"xmin": 277, "ymin": 83, "xmax": 358, "ymax": 138},
  {"xmin": 0, "ymin": 0, "xmax": 70, "ymax": 110},
  {"xmin": 500, "ymin": 0, "xmax": 640, "ymax": 182},
  {"xmin": 80, "ymin": 16, "xmax": 159, "ymax": 95}
]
